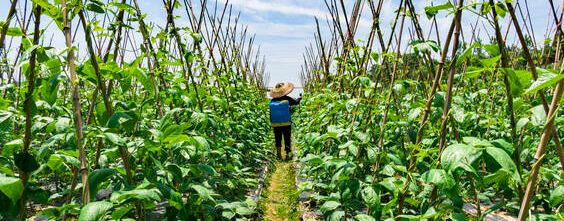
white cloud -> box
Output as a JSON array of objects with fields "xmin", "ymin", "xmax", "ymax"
[{"xmin": 219, "ymin": 0, "xmax": 332, "ymax": 19}]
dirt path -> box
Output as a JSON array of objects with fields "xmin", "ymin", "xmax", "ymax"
[{"xmin": 262, "ymin": 159, "xmax": 299, "ymax": 221}]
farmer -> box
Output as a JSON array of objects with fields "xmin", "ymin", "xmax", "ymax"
[{"xmin": 269, "ymin": 82, "xmax": 301, "ymax": 160}]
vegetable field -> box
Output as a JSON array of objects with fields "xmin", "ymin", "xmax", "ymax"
[{"xmin": 0, "ymin": 0, "xmax": 563, "ymax": 221}]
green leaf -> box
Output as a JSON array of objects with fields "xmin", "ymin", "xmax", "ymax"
[
  {"xmin": 355, "ymin": 214, "xmax": 376, "ymax": 221},
  {"xmin": 86, "ymin": 3, "xmax": 105, "ymax": 13},
  {"xmin": 328, "ymin": 210, "xmax": 345, "ymax": 221},
  {"xmin": 320, "ymin": 201, "xmax": 341, "ymax": 214},
  {"xmin": 5, "ymin": 27, "xmax": 24, "ymax": 36},
  {"xmin": 502, "ymin": 68, "xmax": 525, "ymax": 97},
  {"xmin": 106, "ymin": 112, "xmax": 133, "ymax": 129},
  {"xmin": 411, "ymin": 40, "xmax": 440, "ymax": 55},
  {"xmin": 109, "ymin": 2, "xmax": 136, "ymax": 15},
  {"xmin": 457, "ymin": 42, "xmax": 481, "ymax": 66},
  {"xmin": 78, "ymin": 201, "xmax": 114, "ymax": 221},
  {"xmin": 0, "ymin": 177, "xmax": 23, "ymax": 203},
  {"xmin": 516, "ymin": 117, "xmax": 529, "ymax": 131},
  {"xmin": 361, "ymin": 186, "xmax": 380, "ymax": 210},
  {"xmin": 103, "ymin": 133, "xmax": 126, "ymax": 146},
  {"xmin": 491, "ymin": 139, "xmax": 514, "ymax": 156},
  {"xmin": 450, "ymin": 213, "xmax": 469, "ymax": 221},
  {"xmin": 131, "ymin": 67, "xmax": 154, "ymax": 98},
  {"xmin": 441, "ymin": 144, "xmax": 481, "ymax": 174},
  {"xmin": 424, "ymin": 2, "xmax": 454, "ymax": 19},
  {"xmin": 222, "ymin": 210, "xmax": 236, "ymax": 219},
  {"xmin": 88, "ymin": 169, "xmax": 116, "ymax": 198},
  {"xmin": 484, "ymin": 146, "xmax": 520, "ymax": 182},
  {"xmin": 14, "ymin": 152, "xmax": 40, "ymax": 173},
  {"xmin": 29, "ymin": 2, "xmax": 60, "ymax": 30},
  {"xmin": 525, "ymin": 68, "xmax": 564, "ymax": 94},
  {"xmin": 191, "ymin": 184, "xmax": 215, "ymax": 202},
  {"xmin": 479, "ymin": 55, "xmax": 501, "ymax": 67},
  {"xmin": 190, "ymin": 32, "xmax": 203, "ymax": 44},
  {"xmin": 421, "ymin": 169, "xmax": 455, "ymax": 191},
  {"xmin": 235, "ymin": 205, "xmax": 253, "ymax": 216},
  {"xmin": 407, "ymin": 108, "xmax": 422, "ymax": 121},
  {"xmin": 482, "ymin": 44, "xmax": 500, "ymax": 57},
  {"xmin": 530, "ymin": 105, "xmax": 547, "ymax": 127},
  {"xmin": 549, "ymin": 185, "xmax": 564, "ymax": 207},
  {"xmin": 494, "ymin": 1, "xmax": 507, "ymax": 18},
  {"xmin": 184, "ymin": 51, "xmax": 195, "ymax": 64},
  {"xmin": 110, "ymin": 188, "xmax": 161, "ymax": 203}
]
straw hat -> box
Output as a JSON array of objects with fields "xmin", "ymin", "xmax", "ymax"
[{"xmin": 270, "ymin": 82, "xmax": 295, "ymax": 98}]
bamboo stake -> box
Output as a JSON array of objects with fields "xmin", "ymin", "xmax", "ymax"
[
  {"xmin": 517, "ymin": 79, "xmax": 564, "ymax": 221},
  {"xmin": 61, "ymin": 0, "xmax": 90, "ymax": 204},
  {"xmin": 19, "ymin": 4, "xmax": 41, "ymax": 220},
  {"xmin": 489, "ymin": 1, "xmax": 522, "ymax": 197},
  {"xmin": 0, "ymin": 0, "xmax": 18, "ymax": 52},
  {"xmin": 506, "ymin": 1, "xmax": 564, "ymax": 170}
]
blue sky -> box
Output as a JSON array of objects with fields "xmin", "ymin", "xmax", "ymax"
[{"xmin": 1, "ymin": 0, "xmax": 557, "ymax": 89}]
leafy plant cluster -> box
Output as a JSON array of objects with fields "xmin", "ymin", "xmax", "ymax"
[
  {"xmin": 0, "ymin": 0, "xmax": 272, "ymax": 220},
  {"xmin": 296, "ymin": 0, "xmax": 564, "ymax": 220}
]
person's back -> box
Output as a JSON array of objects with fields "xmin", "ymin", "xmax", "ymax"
[{"xmin": 269, "ymin": 83, "xmax": 301, "ymax": 160}]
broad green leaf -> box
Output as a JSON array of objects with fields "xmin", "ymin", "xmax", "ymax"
[
  {"xmin": 355, "ymin": 214, "xmax": 376, "ymax": 221},
  {"xmin": 424, "ymin": 2, "xmax": 454, "ymax": 19},
  {"xmin": 192, "ymin": 136, "xmax": 210, "ymax": 150},
  {"xmin": 361, "ymin": 186, "xmax": 380, "ymax": 209},
  {"xmin": 516, "ymin": 117, "xmax": 529, "ymax": 131},
  {"xmin": 450, "ymin": 213, "xmax": 469, "ymax": 221},
  {"xmin": 103, "ymin": 132, "xmax": 126, "ymax": 146},
  {"xmin": 0, "ymin": 177, "xmax": 23, "ymax": 203},
  {"xmin": 320, "ymin": 201, "xmax": 341, "ymax": 214},
  {"xmin": 441, "ymin": 143, "xmax": 481, "ymax": 174},
  {"xmin": 155, "ymin": 183, "xmax": 183, "ymax": 210},
  {"xmin": 457, "ymin": 42, "xmax": 481, "ymax": 66},
  {"xmin": 191, "ymin": 184, "xmax": 215, "ymax": 202},
  {"xmin": 5, "ymin": 27, "xmax": 24, "ymax": 36},
  {"xmin": 479, "ymin": 55, "xmax": 501, "ymax": 67},
  {"xmin": 525, "ymin": 68, "xmax": 564, "ymax": 94},
  {"xmin": 110, "ymin": 205, "xmax": 133, "ymax": 220},
  {"xmin": 407, "ymin": 108, "xmax": 422, "ymax": 121},
  {"xmin": 494, "ymin": 1, "xmax": 507, "ymax": 18},
  {"xmin": 451, "ymin": 105, "xmax": 465, "ymax": 123},
  {"xmin": 502, "ymin": 68, "xmax": 525, "ymax": 97},
  {"xmin": 31, "ymin": 0, "xmax": 63, "ymax": 29},
  {"xmin": 328, "ymin": 210, "xmax": 345, "ymax": 221},
  {"xmin": 482, "ymin": 44, "xmax": 500, "ymax": 57},
  {"xmin": 222, "ymin": 211, "xmax": 236, "ymax": 219},
  {"xmin": 463, "ymin": 137, "xmax": 491, "ymax": 147},
  {"xmin": 131, "ymin": 67, "xmax": 154, "ymax": 98},
  {"xmin": 549, "ymin": 185, "xmax": 564, "ymax": 207},
  {"xmin": 530, "ymin": 105, "xmax": 547, "ymax": 127},
  {"xmin": 86, "ymin": 3, "xmax": 105, "ymax": 14},
  {"xmin": 106, "ymin": 112, "xmax": 133, "ymax": 129},
  {"xmin": 421, "ymin": 169, "xmax": 455, "ymax": 191},
  {"xmin": 109, "ymin": 2, "xmax": 136, "ymax": 15},
  {"xmin": 411, "ymin": 40, "xmax": 440, "ymax": 55},
  {"xmin": 55, "ymin": 117, "xmax": 71, "ymax": 133},
  {"xmin": 235, "ymin": 205, "xmax": 253, "ymax": 216},
  {"xmin": 164, "ymin": 134, "xmax": 192, "ymax": 144},
  {"xmin": 465, "ymin": 66, "xmax": 487, "ymax": 78},
  {"xmin": 14, "ymin": 152, "xmax": 40, "ymax": 173},
  {"xmin": 484, "ymin": 146, "xmax": 520, "ymax": 182},
  {"xmin": 190, "ymin": 32, "xmax": 203, "ymax": 44},
  {"xmin": 491, "ymin": 139, "xmax": 514, "ymax": 155},
  {"xmin": 78, "ymin": 201, "xmax": 113, "ymax": 221},
  {"xmin": 57, "ymin": 152, "xmax": 80, "ymax": 169},
  {"xmin": 110, "ymin": 188, "xmax": 161, "ymax": 203},
  {"xmin": 88, "ymin": 169, "xmax": 116, "ymax": 198}
]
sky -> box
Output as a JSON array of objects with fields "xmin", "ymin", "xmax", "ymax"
[{"xmin": 0, "ymin": 0, "xmax": 558, "ymax": 90}]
